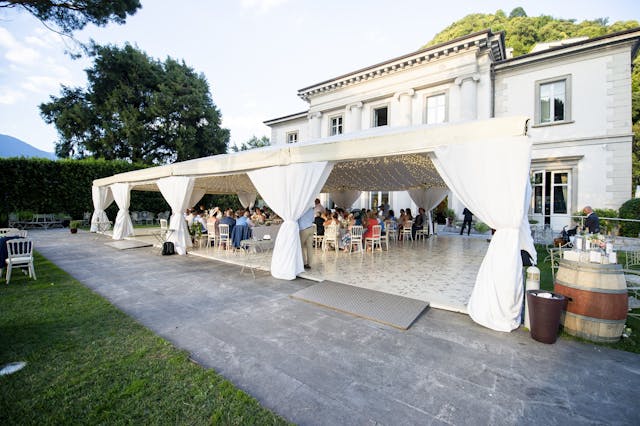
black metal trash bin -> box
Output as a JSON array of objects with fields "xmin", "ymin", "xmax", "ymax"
[{"xmin": 526, "ymin": 290, "xmax": 566, "ymax": 344}]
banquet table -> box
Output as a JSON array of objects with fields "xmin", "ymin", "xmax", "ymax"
[{"xmin": 251, "ymin": 224, "xmax": 281, "ymax": 241}]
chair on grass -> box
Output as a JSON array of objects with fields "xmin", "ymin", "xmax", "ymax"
[
  {"xmin": 322, "ymin": 224, "xmax": 339, "ymax": 253},
  {"xmin": 365, "ymin": 225, "xmax": 383, "ymax": 252},
  {"xmin": 624, "ymin": 251, "xmax": 640, "ymax": 299},
  {"xmin": 217, "ymin": 224, "xmax": 230, "ymax": 251},
  {"xmin": 5, "ymin": 238, "xmax": 36, "ymax": 284},
  {"xmin": 545, "ymin": 246, "xmax": 566, "ymax": 284},
  {"xmin": 348, "ymin": 225, "xmax": 364, "ymax": 253}
]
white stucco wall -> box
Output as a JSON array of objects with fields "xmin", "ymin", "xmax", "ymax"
[
  {"xmin": 265, "ymin": 32, "xmax": 637, "ymax": 231},
  {"xmin": 495, "ymin": 43, "xmax": 634, "ymax": 227},
  {"xmin": 268, "ymin": 116, "xmax": 309, "ymax": 146}
]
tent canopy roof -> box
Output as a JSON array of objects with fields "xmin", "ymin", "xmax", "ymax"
[{"xmin": 93, "ymin": 116, "xmax": 529, "ymax": 194}]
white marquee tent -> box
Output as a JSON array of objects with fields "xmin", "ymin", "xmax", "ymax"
[{"xmin": 92, "ymin": 116, "xmax": 535, "ymax": 332}]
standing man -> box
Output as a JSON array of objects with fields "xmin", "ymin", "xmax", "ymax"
[
  {"xmin": 583, "ymin": 206, "xmax": 600, "ymax": 234},
  {"xmin": 460, "ymin": 207, "xmax": 473, "ymax": 236},
  {"xmin": 314, "ymin": 198, "xmax": 324, "ymax": 215},
  {"xmin": 298, "ymin": 207, "xmax": 315, "ymax": 270}
]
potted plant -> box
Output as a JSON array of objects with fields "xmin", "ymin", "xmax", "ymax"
[
  {"xmin": 69, "ymin": 220, "xmax": 81, "ymax": 234},
  {"xmin": 445, "ymin": 208, "xmax": 456, "ymax": 228}
]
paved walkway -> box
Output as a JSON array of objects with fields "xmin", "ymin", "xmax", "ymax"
[{"xmin": 32, "ymin": 229, "xmax": 640, "ymax": 425}]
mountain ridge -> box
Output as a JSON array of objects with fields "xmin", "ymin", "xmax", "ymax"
[{"xmin": 0, "ymin": 134, "xmax": 56, "ymax": 160}]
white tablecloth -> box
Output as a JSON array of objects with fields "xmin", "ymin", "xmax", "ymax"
[{"xmin": 252, "ymin": 224, "xmax": 281, "ymax": 241}]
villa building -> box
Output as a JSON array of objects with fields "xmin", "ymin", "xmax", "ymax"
[{"xmin": 264, "ymin": 28, "xmax": 640, "ymax": 231}]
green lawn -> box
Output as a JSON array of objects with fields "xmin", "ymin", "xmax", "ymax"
[
  {"xmin": 534, "ymin": 244, "xmax": 640, "ymax": 354},
  {"xmin": 0, "ymin": 253, "xmax": 290, "ymax": 425}
]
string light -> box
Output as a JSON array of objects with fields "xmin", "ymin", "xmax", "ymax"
[{"xmin": 130, "ymin": 153, "xmax": 446, "ymax": 195}]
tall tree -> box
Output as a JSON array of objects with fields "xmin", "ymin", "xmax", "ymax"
[
  {"xmin": 425, "ymin": 9, "xmax": 640, "ymax": 185},
  {"xmin": 232, "ymin": 136, "xmax": 270, "ymax": 152},
  {"xmin": 40, "ymin": 43, "xmax": 229, "ymax": 164},
  {"xmin": 0, "ymin": 0, "xmax": 141, "ymax": 35}
]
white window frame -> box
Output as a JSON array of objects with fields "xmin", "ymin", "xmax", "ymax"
[
  {"xmin": 372, "ymin": 104, "xmax": 389, "ymax": 128},
  {"xmin": 286, "ymin": 131, "xmax": 298, "ymax": 144},
  {"xmin": 534, "ymin": 75, "xmax": 572, "ymax": 126},
  {"xmin": 329, "ymin": 114, "xmax": 344, "ymax": 136},
  {"xmin": 424, "ymin": 92, "xmax": 448, "ymax": 124}
]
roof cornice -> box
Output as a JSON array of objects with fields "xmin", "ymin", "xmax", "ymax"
[
  {"xmin": 263, "ymin": 111, "xmax": 309, "ymax": 126},
  {"xmin": 297, "ymin": 30, "xmax": 505, "ymax": 102},
  {"xmin": 494, "ymin": 27, "xmax": 640, "ymax": 70}
]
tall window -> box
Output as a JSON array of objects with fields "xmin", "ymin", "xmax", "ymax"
[
  {"xmin": 330, "ymin": 115, "xmax": 343, "ymax": 136},
  {"xmin": 536, "ymin": 76, "xmax": 571, "ymax": 125},
  {"xmin": 531, "ymin": 170, "xmax": 570, "ymax": 223},
  {"xmin": 373, "ymin": 106, "xmax": 388, "ymax": 127},
  {"xmin": 552, "ymin": 172, "xmax": 569, "ymax": 214},
  {"xmin": 286, "ymin": 131, "xmax": 298, "ymax": 144},
  {"xmin": 426, "ymin": 93, "xmax": 446, "ymax": 124}
]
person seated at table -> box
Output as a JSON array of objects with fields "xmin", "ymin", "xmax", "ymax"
[
  {"xmin": 340, "ymin": 213, "xmax": 357, "ymax": 251},
  {"xmin": 251, "ymin": 207, "xmax": 266, "ymax": 224},
  {"xmin": 412, "ymin": 207, "xmax": 427, "ymax": 239},
  {"xmin": 209, "ymin": 206, "xmax": 220, "ymax": 219},
  {"xmin": 193, "ymin": 210, "xmax": 208, "ymax": 234},
  {"xmin": 386, "ymin": 210, "xmax": 398, "ymax": 228},
  {"xmin": 219, "ymin": 209, "xmax": 236, "ymax": 235},
  {"xmin": 314, "ymin": 211, "xmax": 325, "ymax": 236},
  {"xmin": 362, "ymin": 211, "xmax": 379, "ymax": 240},
  {"xmin": 236, "ymin": 210, "xmax": 254, "ymax": 228},
  {"xmin": 377, "ymin": 214, "xmax": 386, "ymax": 235}
]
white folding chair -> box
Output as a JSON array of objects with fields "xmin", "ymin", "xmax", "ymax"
[
  {"xmin": 365, "ymin": 225, "xmax": 383, "ymax": 252},
  {"xmin": 312, "ymin": 224, "xmax": 324, "ymax": 249},
  {"xmin": 206, "ymin": 224, "xmax": 217, "ymax": 252},
  {"xmin": 415, "ymin": 227, "xmax": 429, "ymax": 240},
  {"xmin": 384, "ymin": 221, "xmax": 397, "ymax": 243},
  {"xmin": 322, "ymin": 224, "xmax": 339, "ymax": 253},
  {"xmin": 401, "ymin": 221, "xmax": 413, "ymax": 241},
  {"xmin": 348, "ymin": 225, "xmax": 364, "ymax": 253},
  {"xmin": 218, "ymin": 224, "xmax": 230, "ymax": 251},
  {"xmin": 5, "ymin": 238, "xmax": 36, "ymax": 284}
]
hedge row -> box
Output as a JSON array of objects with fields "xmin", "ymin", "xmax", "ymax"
[{"xmin": 0, "ymin": 158, "xmax": 168, "ymax": 226}]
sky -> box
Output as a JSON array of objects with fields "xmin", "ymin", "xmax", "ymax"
[{"xmin": 1, "ymin": 0, "xmax": 639, "ymax": 154}]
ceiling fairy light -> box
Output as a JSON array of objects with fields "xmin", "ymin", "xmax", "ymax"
[{"xmin": 322, "ymin": 154, "xmax": 446, "ymax": 192}]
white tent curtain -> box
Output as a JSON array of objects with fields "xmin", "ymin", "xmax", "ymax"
[
  {"xmin": 430, "ymin": 137, "xmax": 533, "ymax": 332},
  {"xmin": 248, "ymin": 161, "xmax": 334, "ymax": 280},
  {"xmin": 237, "ymin": 191, "xmax": 257, "ymax": 209},
  {"xmin": 157, "ymin": 176, "xmax": 195, "ymax": 255},
  {"xmin": 329, "ymin": 190, "xmax": 361, "ymax": 210},
  {"xmin": 110, "ymin": 183, "xmax": 134, "ymax": 240},
  {"xmin": 90, "ymin": 185, "xmax": 114, "ymax": 232},
  {"xmin": 408, "ymin": 187, "xmax": 449, "ymax": 235},
  {"xmin": 188, "ymin": 188, "xmax": 207, "ymax": 210}
]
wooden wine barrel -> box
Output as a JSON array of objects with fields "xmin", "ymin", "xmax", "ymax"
[{"xmin": 554, "ymin": 259, "xmax": 628, "ymax": 343}]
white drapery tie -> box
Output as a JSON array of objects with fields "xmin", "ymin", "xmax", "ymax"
[
  {"xmin": 157, "ymin": 176, "xmax": 195, "ymax": 255},
  {"xmin": 110, "ymin": 183, "xmax": 134, "ymax": 240},
  {"xmin": 408, "ymin": 187, "xmax": 449, "ymax": 235},
  {"xmin": 329, "ymin": 190, "xmax": 361, "ymax": 210},
  {"xmin": 431, "ymin": 137, "xmax": 534, "ymax": 332},
  {"xmin": 248, "ymin": 161, "xmax": 334, "ymax": 280},
  {"xmin": 237, "ymin": 191, "xmax": 258, "ymax": 209},
  {"xmin": 90, "ymin": 185, "xmax": 114, "ymax": 232}
]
